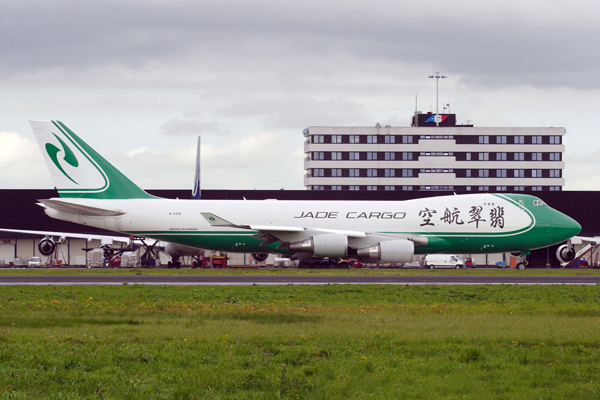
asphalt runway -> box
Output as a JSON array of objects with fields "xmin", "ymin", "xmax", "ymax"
[{"xmin": 0, "ymin": 274, "xmax": 600, "ymax": 285}]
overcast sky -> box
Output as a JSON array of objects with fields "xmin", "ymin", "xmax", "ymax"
[{"xmin": 0, "ymin": 0, "xmax": 599, "ymax": 191}]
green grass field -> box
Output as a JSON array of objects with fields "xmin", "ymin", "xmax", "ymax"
[{"xmin": 1, "ymin": 284, "xmax": 600, "ymax": 399}]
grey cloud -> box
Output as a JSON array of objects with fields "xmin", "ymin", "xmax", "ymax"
[
  {"xmin": 160, "ymin": 118, "xmax": 221, "ymax": 136},
  {"xmin": 217, "ymin": 96, "xmax": 369, "ymax": 130},
  {"xmin": 1, "ymin": 0, "xmax": 598, "ymax": 90}
]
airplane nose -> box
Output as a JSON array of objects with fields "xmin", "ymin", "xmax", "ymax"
[{"xmin": 554, "ymin": 212, "xmax": 582, "ymax": 241}]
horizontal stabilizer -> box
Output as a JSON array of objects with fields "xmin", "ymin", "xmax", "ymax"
[{"xmin": 38, "ymin": 199, "xmax": 126, "ymax": 217}]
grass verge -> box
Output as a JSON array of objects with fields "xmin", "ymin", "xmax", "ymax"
[{"xmin": 0, "ymin": 285, "xmax": 599, "ymax": 399}]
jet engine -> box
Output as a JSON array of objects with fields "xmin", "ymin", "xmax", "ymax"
[
  {"xmin": 556, "ymin": 244, "xmax": 576, "ymax": 263},
  {"xmin": 357, "ymin": 240, "xmax": 414, "ymax": 264},
  {"xmin": 290, "ymin": 234, "xmax": 348, "ymax": 257},
  {"xmin": 38, "ymin": 238, "xmax": 56, "ymax": 256},
  {"xmin": 251, "ymin": 253, "xmax": 269, "ymax": 262},
  {"xmin": 100, "ymin": 244, "xmax": 114, "ymax": 258}
]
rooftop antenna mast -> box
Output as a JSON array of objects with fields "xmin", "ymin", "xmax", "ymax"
[{"xmin": 428, "ymin": 72, "xmax": 447, "ymax": 127}]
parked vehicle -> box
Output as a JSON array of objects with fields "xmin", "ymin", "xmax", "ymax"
[
  {"xmin": 424, "ymin": 254, "xmax": 464, "ymax": 269},
  {"xmin": 28, "ymin": 257, "xmax": 42, "ymax": 268},
  {"xmin": 464, "ymin": 257, "xmax": 475, "ymax": 268}
]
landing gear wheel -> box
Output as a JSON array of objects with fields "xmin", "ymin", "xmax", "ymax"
[{"xmin": 517, "ymin": 262, "xmax": 527, "ymax": 270}]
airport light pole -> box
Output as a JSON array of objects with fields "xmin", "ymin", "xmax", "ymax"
[{"xmin": 428, "ymin": 72, "xmax": 447, "ymax": 127}]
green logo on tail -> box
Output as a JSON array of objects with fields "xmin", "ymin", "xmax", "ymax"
[{"xmin": 46, "ymin": 133, "xmax": 79, "ymax": 184}]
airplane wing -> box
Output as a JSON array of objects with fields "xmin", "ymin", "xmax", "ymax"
[
  {"xmin": 0, "ymin": 228, "xmax": 132, "ymax": 244},
  {"xmin": 200, "ymin": 212, "xmax": 367, "ymax": 237},
  {"xmin": 200, "ymin": 212, "xmax": 428, "ymax": 248},
  {"xmin": 569, "ymin": 236, "xmax": 600, "ymax": 246}
]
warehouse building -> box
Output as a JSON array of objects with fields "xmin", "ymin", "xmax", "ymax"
[{"xmin": 303, "ymin": 111, "xmax": 565, "ymax": 192}]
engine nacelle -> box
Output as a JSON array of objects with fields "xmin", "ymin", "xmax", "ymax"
[
  {"xmin": 357, "ymin": 240, "xmax": 414, "ymax": 264},
  {"xmin": 251, "ymin": 253, "xmax": 269, "ymax": 262},
  {"xmin": 38, "ymin": 238, "xmax": 56, "ymax": 256},
  {"xmin": 100, "ymin": 244, "xmax": 114, "ymax": 258},
  {"xmin": 556, "ymin": 244, "xmax": 576, "ymax": 263},
  {"xmin": 290, "ymin": 234, "xmax": 348, "ymax": 257}
]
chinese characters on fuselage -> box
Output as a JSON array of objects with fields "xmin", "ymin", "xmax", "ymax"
[{"xmin": 419, "ymin": 206, "xmax": 505, "ymax": 229}]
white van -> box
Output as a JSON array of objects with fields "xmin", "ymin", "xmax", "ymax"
[{"xmin": 424, "ymin": 254, "xmax": 464, "ymax": 269}]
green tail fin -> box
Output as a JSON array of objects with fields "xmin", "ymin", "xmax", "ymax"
[{"xmin": 31, "ymin": 120, "xmax": 155, "ymax": 199}]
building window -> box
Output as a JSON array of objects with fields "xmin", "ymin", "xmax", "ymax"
[
  {"xmin": 514, "ymin": 136, "xmax": 525, "ymax": 144},
  {"xmin": 549, "ymin": 186, "xmax": 561, "ymax": 191},
  {"xmin": 514, "ymin": 169, "xmax": 524, "ymax": 178},
  {"xmin": 532, "ymin": 152, "xmax": 542, "ymax": 161},
  {"xmin": 385, "ymin": 186, "xmax": 395, "ymax": 191},
  {"xmin": 531, "ymin": 169, "xmax": 542, "ymax": 178},
  {"xmin": 402, "ymin": 186, "xmax": 413, "ymax": 191},
  {"xmin": 367, "ymin": 152, "xmax": 378, "ymax": 160},
  {"xmin": 514, "ymin": 186, "xmax": 525, "ymax": 191},
  {"xmin": 402, "ymin": 169, "xmax": 413, "ymax": 177},
  {"xmin": 496, "ymin": 186, "xmax": 507, "ymax": 191},
  {"xmin": 478, "ymin": 136, "xmax": 489, "ymax": 144},
  {"xmin": 466, "ymin": 152, "xmax": 471, "ymax": 161},
  {"xmin": 313, "ymin": 168, "xmax": 324, "ymax": 177},
  {"xmin": 331, "ymin": 135, "xmax": 342, "ymax": 144},
  {"xmin": 531, "ymin": 186, "xmax": 542, "ymax": 191},
  {"xmin": 402, "ymin": 152, "xmax": 413, "ymax": 160},
  {"xmin": 549, "ymin": 136, "xmax": 561, "ymax": 144},
  {"xmin": 349, "ymin": 185, "xmax": 360, "ymax": 190},
  {"xmin": 384, "ymin": 135, "xmax": 395, "ymax": 144},
  {"xmin": 466, "ymin": 170, "xmax": 471, "ymax": 177},
  {"xmin": 496, "ymin": 136, "xmax": 507, "ymax": 144},
  {"xmin": 313, "ymin": 185, "xmax": 324, "ymax": 190},
  {"xmin": 532, "ymin": 136, "xmax": 542, "ymax": 144},
  {"xmin": 349, "ymin": 169, "xmax": 360, "ymax": 177},
  {"xmin": 367, "ymin": 169, "xmax": 378, "ymax": 177},
  {"xmin": 331, "ymin": 169, "xmax": 342, "ymax": 177},
  {"xmin": 367, "ymin": 185, "xmax": 378, "ymax": 191},
  {"xmin": 331, "ymin": 185, "xmax": 342, "ymax": 190},
  {"xmin": 402, "ymin": 136, "xmax": 413, "ymax": 144},
  {"xmin": 384, "ymin": 152, "xmax": 395, "ymax": 160},
  {"xmin": 479, "ymin": 169, "xmax": 489, "ymax": 178},
  {"xmin": 384, "ymin": 169, "xmax": 395, "ymax": 177},
  {"xmin": 496, "ymin": 153, "xmax": 507, "ymax": 161},
  {"xmin": 313, "ymin": 152, "xmax": 325, "ymax": 160},
  {"xmin": 514, "ymin": 152, "xmax": 524, "ymax": 161},
  {"xmin": 367, "ymin": 135, "xmax": 378, "ymax": 144},
  {"xmin": 312, "ymin": 135, "xmax": 324, "ymax": 144},
  {"xmin": 349, "ymin": 152, "xmax": 360, "ymax": 160},
  {"xmin": 331, "ymin": 152, "xmax": 342, "ymax": 160},
  {"xmin": 549, "ymin": 152, "xmax": 561, "ymax": 161},
  {"xmin": 349, "ymin": 135, "xmax": 360, "ymax": 144},
  {"xmin": 478, "ymin": 186, "xmax": 490, "ymax": 191},
  {"xmin": 479, "ymin": 153, "xmax": 489, "ymax": 161},
  {"xmin": 496, "ymin": 169, "xmax": 507, "ymax": 178},
  {"xmin": 549, "ymin": 169, "xmax": 561, "ymax": 178}
]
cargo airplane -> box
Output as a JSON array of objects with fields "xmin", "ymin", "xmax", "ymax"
[{"xmin": 30, "ymin": 121, "xmax": 581, "ymax": 269}]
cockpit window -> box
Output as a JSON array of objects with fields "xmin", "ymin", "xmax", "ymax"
[{"xmin": 533, "ymin": 200, "xmax": 545, "ymax": 206}]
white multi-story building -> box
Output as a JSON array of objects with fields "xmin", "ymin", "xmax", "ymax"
[{"xmin": 303, "ymin": 112, "xmax": 565, "ymax": 192}]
